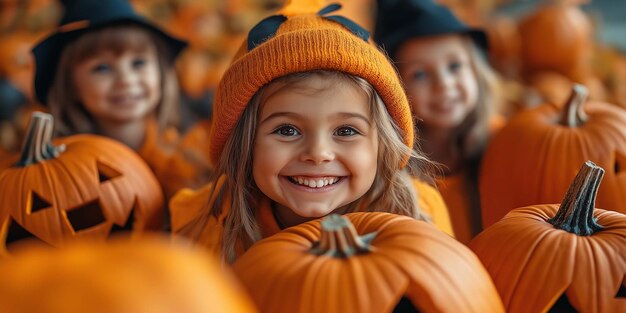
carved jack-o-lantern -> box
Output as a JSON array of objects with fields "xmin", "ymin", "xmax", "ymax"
[
  {"xmin": 0, "ymin": 113, "xmax": 164, "ymax": 253},
  {"xmin": 471, "ymin": 161, "xmax": 626, "ymax": 313}
]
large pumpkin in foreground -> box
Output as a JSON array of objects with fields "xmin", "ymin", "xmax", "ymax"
[
  {"xmin": 0, "ymin": 235, "xmax": 257, "ymax": 313},
  {"xmin": 480, "ymin": 84, "xmax": 626, "ymax": 227},
  {"xmin": 470, "ymin": 161, "xmax": 626, "ymax": 313},
  {"xmin": 0, "ymin": 113, "xmax": 164, "ymax": 253},
  {"xmin": 233, "ymin": 212, "xmax": 504, "ymax": 313}
]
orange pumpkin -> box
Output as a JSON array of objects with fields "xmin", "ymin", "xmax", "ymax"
[
  {"xmin": 470, "ymin": 161, "xmax": 626, "ymax": 312},
  {"xmin": 160, "ymin": 119, "xmax": 213, "ymax": 198},
  {"xmin": 523, "ymin": 71, "xmax": 576, "ymax": 107},
  {"xmin": 480, "ymin": 84, "xmax": 626, "ymax": 227},
  {"xmin": 0, "ymin": 235, "xmax": 257, "ymax": 313},
  {"xmin": 518, "ymin": 2, "xmax": 594, "ymax": 82},
  {"xmin": 0, "ymin": 113, "xmax": 164, "ymax": 253},
  {"xmin": 523, "ymin": 70, "xmax": 608, "ymax": 109},
  {"xmin": 0, "ymin": 31, "xmax": 39, "ymax": 98},
  {"xmin": 233, "ymin": 212, "xmax": 504, "ymax": 313},
  {"xmin": 483, "ymin": 15, "xmax": 521, "ymax": 78}
]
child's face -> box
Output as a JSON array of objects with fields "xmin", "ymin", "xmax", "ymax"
[
  {"xmin": 253, "ymin": 75, "xmax": 378, "ymax": 218},
  {"xmin": 396, "ymin": 34, "xmax": 478, "ymax": 130},
  {"xmin": 72, "ymin": 45, "xmax": 161, "ymax": 124}
]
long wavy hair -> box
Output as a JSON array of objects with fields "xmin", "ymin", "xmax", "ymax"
[
  {"xmin": 47, "ymin": 23, "xmax": 180, "ymax": 137},
  {"xmin": 181, "ymin": 70, "xmax": 434, "ymax": 263}
]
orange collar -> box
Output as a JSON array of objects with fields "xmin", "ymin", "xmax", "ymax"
[{"xmin": 257, "ymin": 196, "xmax": 282, "ymax": 238}]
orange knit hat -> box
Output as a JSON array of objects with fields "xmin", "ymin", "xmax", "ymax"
[{"xmin": 209, "ymin": 0, "xmax": 413, "ymax": 167}]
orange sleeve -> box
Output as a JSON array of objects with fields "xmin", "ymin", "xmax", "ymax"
[
  {"xmin": 169, "ymin": 177, "xmax": 228, "ymax": 256},
  {"xmin": 411, "ymin": 178, "xmax": 455, "ymax": 237}
]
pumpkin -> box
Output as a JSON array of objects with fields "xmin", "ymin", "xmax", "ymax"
[
  {"xmin": 483, "ymin": 15, "xmax": 521, "ymax": 78},
  {"xmin": 518, "ymin": 2, "xmax": 594, "ymax": 82},
  {"xmin": 0, "ymin": 31, "xmax": 38, "ymax": 98},
  {"xmin": 523, "ymin": 71, "xmax": 576, "ymax": 107},
  {"xmin": 233, "ymin": 212, "xmax": 504, "ymax": 313},
  {"xmin": 160, "ymin": 119, "xmax": 213, "ymax": 198},
  {"xmin": 521, "ymin": 70, "xmax": 608, "ymax": 112},
  {"xmin": 480, "ymin": 84, "xmax": 626, "ymax": 228},
  {"xmin": 610, "ymin": 51, "xmax": 626, "ymax": 109},
  {"xmin": 0, "ymin": 112, "xmax": 164, "ymax": 253},
  {"xmin": 0, "ymin": 234, "xmax": 257, "ymax": 313},
  {"xmin": 176, "ymin": 49, "xmax": 213, "ymax": 99},
  {"xmin": 470, "ymin": 161, "xmax": 626, "ymax": 312}
]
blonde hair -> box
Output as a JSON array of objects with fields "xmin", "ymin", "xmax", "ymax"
[
  {"xmin": 182, "ymin": 70, "xmax": 433, "ymax": 263},
  {"xmin": 452, "ymin": 37, "xmax": 501, "ymax": 163},
  {"xmin": 47, "ymin": 23, "xmax": 180, "ymax": 137}
]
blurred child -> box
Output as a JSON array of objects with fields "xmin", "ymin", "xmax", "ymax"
[
  {"xmin": 375, "ymin": 0, "xmax": 502, "ymax": 244},
  {"xmin": 32, "ymin": 0, "xmax": 187, "ymax": 196},
  {"xmin": 171, "ymin": 0, "xmax": 453, "ymax": 263}
]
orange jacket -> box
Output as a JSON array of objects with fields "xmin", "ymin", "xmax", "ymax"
[{"xmin": 170, "ymin": 176, "xmax": 453, "ymax": 259}]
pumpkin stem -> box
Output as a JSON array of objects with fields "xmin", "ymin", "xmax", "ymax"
[
  {"xmin": 309, "ymin": 214, "xmax": 376, "ymax": 258},
  {"xmin": 17, "ymin": 112, "xmax": 65, "ymax": 166},
  {"xmin": 548, "ymin": 161, "xmax": 604, "ymax": 235},
  {"xmin": 559, "ymin": 84, "xmax": 589, "ymax": 127}
]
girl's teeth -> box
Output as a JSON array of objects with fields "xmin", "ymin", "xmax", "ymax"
[{"xmin": 291, "ymin": 177, "xmax": 338, "ymax": 188}]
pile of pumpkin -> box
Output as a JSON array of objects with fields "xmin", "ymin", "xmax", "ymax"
[
  {"xmin": 2, "ymin": 1, "xmax": 626, "ymax": 312},
  {"xmin": 0, "ymin": 109, "xmax": 625, "ymax": 313}
]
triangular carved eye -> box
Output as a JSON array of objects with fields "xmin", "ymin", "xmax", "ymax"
[
  {"xmin": 97, "ymin": 161, "xmax": 122, "ymax": 183},
  {"xmin": 29, "ymin": 191, "xmax": 52, "ymax": 213},
  {"xmin": 616, "ymin": 276, "xmax": 626, "ymax": 298},
  {"xmin": 110, "ymin": 208, "xmax": 135, "ymax": 234},
  {"xmin": 393, "ymin": 296, "xmax": 421, "ymax": 313},
  {"xmin": 5, "ymin": 217, "xmax": 47, "ymax": 250},
  {"xmin": 548, "ymin": 293, "xmax": 577, "ymax": 312},
  {"xmin": 66, "ymin": 200, "xmax": 106, "ymax": 232}
]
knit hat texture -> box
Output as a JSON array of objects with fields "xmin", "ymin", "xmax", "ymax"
[{"xmin": 209, "ymin": 0, "xmax": 414, "ymax": 167}]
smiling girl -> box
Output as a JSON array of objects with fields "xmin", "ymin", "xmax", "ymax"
[
  {"xmin": 170, "ymin": 1, "xmax": 452, "ymax": 263},
  {"xmin": 375, "ymin": 0, "xmax": 502, "ymax": 244},
  {"xmin": 32, "ymin": 0, "xmax": 186, "ymax": 190}
]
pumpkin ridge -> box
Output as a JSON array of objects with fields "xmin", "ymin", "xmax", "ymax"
[
  {"xmin": 505, "ymin": 228, "xmax": 576, "ymax": 311},
  {"xmin": 376, "ymin": 223, "xmax": 486, "ymax": 311},
  {"xmin": 487, "ymin": 217, "xmax": 560, "ymax": 306}
]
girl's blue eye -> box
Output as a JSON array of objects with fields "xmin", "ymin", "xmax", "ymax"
[
  {"xmin": 92, "ymin": 63, "xmax": 111, "ymax": 73},
  {"xmin": 412, "ymin": 70, "xmax": 427, "ymax": 81},
  {"xmin": 274, "ymin": 125, "xmax": 300, "ymax": 137},
  {"xmin": 449, "ymin": 61, "xmax": 462, "ymax": 72},
  {"xmin": 132, "ymin": 58, "xmax": 147, "ymax": 68},
  {"xmin": 335, "ymin": 126, "xmax": 359, "ymax": 137}
]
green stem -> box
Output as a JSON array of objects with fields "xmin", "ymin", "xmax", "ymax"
[
  {"xmin": 548, "ymin": 161, "xmax": 604, "ymax": 235},
  {"xmin": 17, "ymin": 112, "xmax": 64, "ymax": 166},
  {"xmin": 309, "ymin": 214, "xmax": 377, "ymax": 258},
  {"xmin": 559, "ymin": 84, "xmax": 589, "ymax": 127}
]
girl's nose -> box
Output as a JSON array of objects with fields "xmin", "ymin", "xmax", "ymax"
[
  {"xmin": 115, "ymin": 64, "xmax": 138, "ymax": 86},
  {"xmin": 299, "ymin": 134, "xmax": 335, "ymax": 165},
  {"xmin": 433, "ymin": 69, "xmax": 454, "ymax": 92}
]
